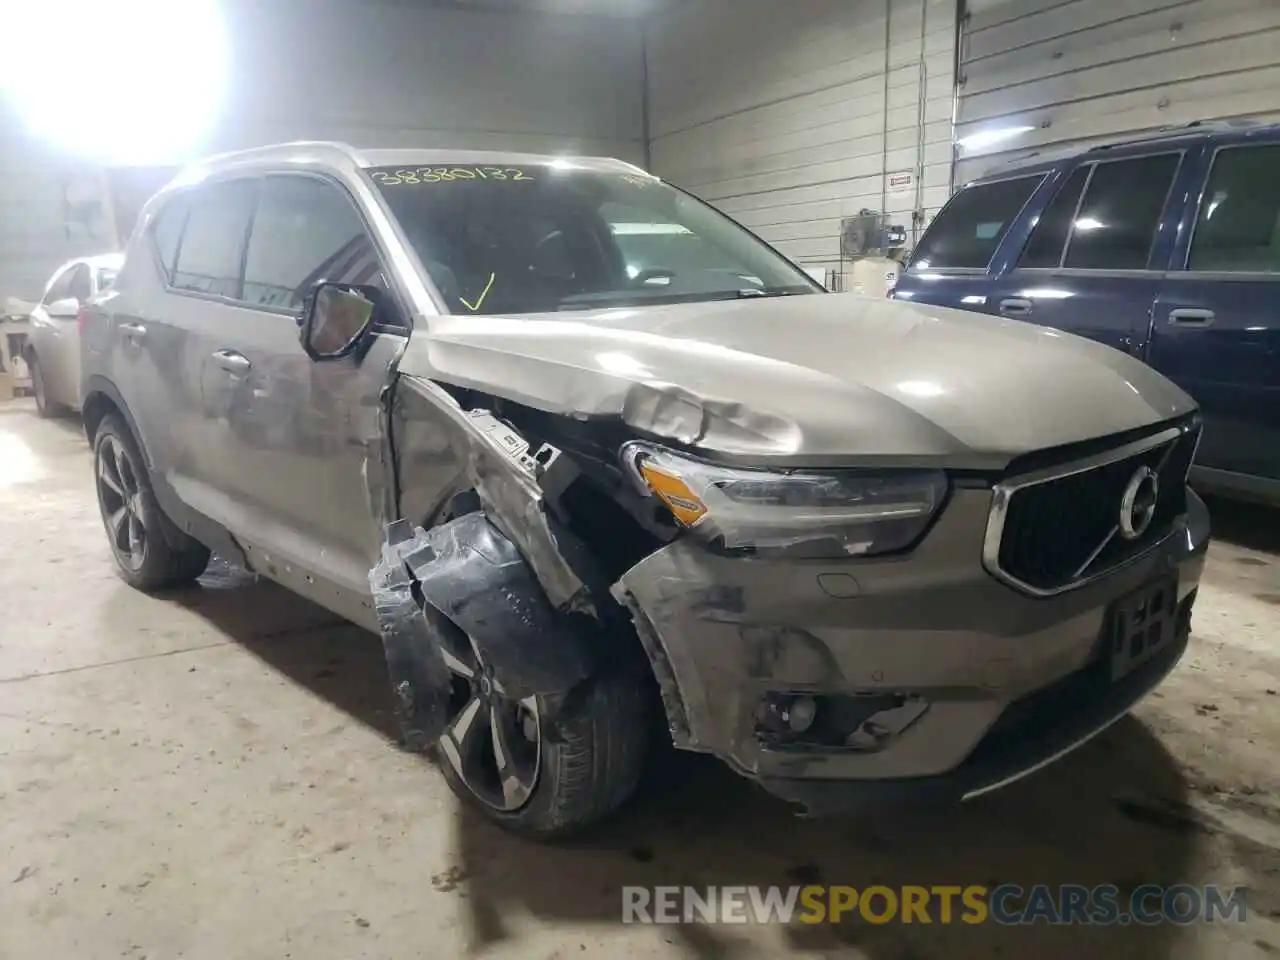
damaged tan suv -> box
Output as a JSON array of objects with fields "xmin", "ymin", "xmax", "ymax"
[{"xmin": 80, "ymin": 142, "xmax": 1209, "ymax": 837}]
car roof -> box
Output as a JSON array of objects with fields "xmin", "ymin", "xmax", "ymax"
[
  {"xmin": 182, "ymin": 140, "xmax": 651, "ymax": 179},
  {"xmin": 967, "ymin": 118, "xmax": 1275, "ymax": 185}
]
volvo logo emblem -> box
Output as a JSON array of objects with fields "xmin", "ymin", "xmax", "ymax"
[{"xmin": 1119, "ymin": 466, "xmax": 1160, "ymax": 541}]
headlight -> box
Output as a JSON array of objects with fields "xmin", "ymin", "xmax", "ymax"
[{"xmin": 621, "ymin": 443, "xmax": 948, "ymax": 559}]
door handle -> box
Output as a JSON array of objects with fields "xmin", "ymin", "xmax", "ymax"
[
  {"xmin": 999, "ymin": 297, "xmax": 1033, "ymax": 317},
  {"xmin": 1168, "ymin": 308, "xmax": 1215, "ymax": 327},
  {"xmin": 119, "ymin": 321, "xmax": 147, "ymax": 341},
  {"xmin": 212, "ymin": 349, "xmax": 251, "ymax": 374}
]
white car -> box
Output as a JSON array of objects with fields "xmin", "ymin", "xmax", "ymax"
[{"xmin": 27, "ymin": 252, "xmax": 123, "ymax": 416}]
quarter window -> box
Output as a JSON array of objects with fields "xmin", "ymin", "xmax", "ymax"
[
  {"xmin": 1062, "ymin": 154, "xmax": 1179, "ymax": 270},
  {"xmin": 1018, "ymin": 166, "xmax": 1089, "ymax": 269},
  {"xmin": 67, "ymin": 264, "xmax": 91, "ymax": 302},
  {"xmin": 42, "ymin": 266, "xmax": 76, "ymax": 304},
  {"xmin": 171, "ymin": 180, "xmax": 257, "ymax": 299},
  {"xmin": 150, "ymin": 197, "xmax": 189, "ymax": 281},
  {"xmin": 1188, "ymin": 144, "xmax": 1280, "ymax": 273},
  {"xmin": 909, "ymin": 175, "xmax": 1042, "ymax": 270},
  {"xmin": 243, "ymin": 176, "xmax": 379, "ymax": 310}
]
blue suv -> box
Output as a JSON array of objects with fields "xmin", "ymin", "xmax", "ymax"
[{"xmin": 893, "ymin": 121, "xmax": 1280, "ymax": 504}]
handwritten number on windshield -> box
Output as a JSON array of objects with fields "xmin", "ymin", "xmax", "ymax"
[{"xmin": 371, "ymin": 168, "xmax": 535, "ymax": 186}]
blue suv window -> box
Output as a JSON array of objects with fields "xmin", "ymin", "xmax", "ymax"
[
  {"xmin": 1018, "ymin": 166, "xmax": 1090, "ymax": 269},
  {"xmin": 1062, "ymin": 153, "xmax": 1179, "ymax": 270},
  {"xmin": 1189, "ymin": 144, "xmax": 1280, "ymax": 273},
  {"xmin": 909, "ymin": 175, "xmax": 1042, "ymax": 270}
]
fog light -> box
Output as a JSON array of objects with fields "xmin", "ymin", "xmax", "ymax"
[{"xmin": 785, "ymin": 696, "xmax": 817, "ymax": 733}]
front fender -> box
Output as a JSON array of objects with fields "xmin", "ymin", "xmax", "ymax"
[{"xmin": 369, "ymin": 513, "xmax": 596, "ymax": 749}]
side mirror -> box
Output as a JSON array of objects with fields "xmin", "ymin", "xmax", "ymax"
[
  {"xmin": 298, "ymin": 281, "xmax": 380, "ymax": 361},
  {"xmin": 46, "ymin": 297, "xmax": 80, "ymax": 319}
]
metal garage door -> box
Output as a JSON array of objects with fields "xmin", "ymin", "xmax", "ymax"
[
  {"xmin": 646, "ymin": 0, "xmax": 958, "ymax": 279},
  {"xmin": 956, "ymin": 0, "xmax": 1280, "ymax": 183}
]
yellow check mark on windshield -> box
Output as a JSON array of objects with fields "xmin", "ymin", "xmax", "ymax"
[{"xmin": 459, "ymin": 272, "xmax": 496, "ymax": 312}]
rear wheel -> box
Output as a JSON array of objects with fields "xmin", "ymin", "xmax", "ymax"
[
  {"xmin": 431, "ymin": 609, "xmax": 648, "ymax": 839},
  {"xmin": 93, "ymin": 414, "xmax": 210, "ymax": 590}
]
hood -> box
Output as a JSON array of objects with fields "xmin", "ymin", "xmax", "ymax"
[{"xmin": 397, "ymin": 293, "xmax": 1196, "ymax": 469}]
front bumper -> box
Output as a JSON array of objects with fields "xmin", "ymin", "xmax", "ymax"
[{"xmin": 613, "ymin": 487, "xmax": 1210, "ymax": 813}]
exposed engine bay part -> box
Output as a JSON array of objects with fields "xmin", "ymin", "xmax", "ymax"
[
  {"xmin": 392, "ymin": 375, "xmax": 596, "ymax": 617},
  {"xmin": 369, "ymin": 513, "xmax": 598, "ymax": 747}
]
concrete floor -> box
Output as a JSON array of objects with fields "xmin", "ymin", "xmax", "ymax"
[{"xmin": 1, "ymin": 397, "xmax": 1279, "ymax": 960}]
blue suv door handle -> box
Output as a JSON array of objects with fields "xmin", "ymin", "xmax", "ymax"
[
  {"xmin": 998, "ymin": 297, "xmax": 1033, "ymax": 317},
  {"xmin": 1168, "ymin": 308, "xmax": 1215, "ymax": 327}
]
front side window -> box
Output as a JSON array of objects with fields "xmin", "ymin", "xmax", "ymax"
[
  {"xmin": 171, "ymin": 180, "xmax": 257, "ymax": 298},
  {"xmin": 96, "ymin": 266, "xmax": 119, "ymax": 291},
  {"xmin": 1062, "ymin": 153, "xmax": 1179, "ymax": 270},
  {"xmin": 367, "ymin": 164, "xmax": 818, "ymax": 314},
  {"xmin": 1188, "ymin": 144, "xmax": 1280, "ymax": 273},
  {"xmin": 243, "ymin": 175, "xmax": 381, "ymax": 310},
  {"xmin": 910, "ymin": 175, "xmax": 1043, "ymax": 271}
]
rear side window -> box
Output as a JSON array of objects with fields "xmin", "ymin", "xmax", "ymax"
[
  {"xmin": 1063, "ymin": 153, "xmax": 1179, "ymax": 270},
  {"xmin": 1188, "ymin": 144, "xmax": 1280, "ymax": 273},
  {"xmin": 910, "ymin": 175, "xmax": 1042, "ymax": 270},
  {"xmin": 172, "ymin": 180, "xmax": 257, "ymax": 298},
  {"xmin": 150, "ymin": 197, "xmax": 189, "ymax": 281},
  {"xmin": 1018, "ymin": 166, "xmax": 1090, "ymax": 269},
  {"xmin": 242, "ymin": 175, "xmax": 376, "ymax": 310}
]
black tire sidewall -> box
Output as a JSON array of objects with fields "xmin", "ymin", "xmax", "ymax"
[{"xmin": 32, "ymin": 358, "xmax": 49, "ymax": 416}]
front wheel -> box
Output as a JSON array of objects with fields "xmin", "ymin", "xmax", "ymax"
[
  {"xmin": 432, "ymin": 612, "xmax": 648, "ymax": 839},
  {"xmin": 93, "ymin": 414, "xmax": 211, "ymax": 590},
  {"xmin": 30, "ymin": 355, "xmax": 65, "ymax": 418}
]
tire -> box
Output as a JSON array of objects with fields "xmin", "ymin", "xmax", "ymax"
[
  {"xmin": 92, "ymin": 414, "xmax": 211, "ymax": 590},
  {"xmin": 435, "ymin": 640, "xmax": 649, "ymax": 839},
  {"xmin": 30, "ymin": 355, "xmax": 66, "ymax": 419}
]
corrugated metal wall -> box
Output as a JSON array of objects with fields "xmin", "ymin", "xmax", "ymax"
[
  {"xmin": 645, "ymin": 0, "xmax": 957, "ymax": 278},
  {"xmin": 956, "ymin": 0, "xmax": 1280, "ymax": 182},
  {"xmin": 0, "ymin": 0, "xmax": 645, "ymax": 308}
]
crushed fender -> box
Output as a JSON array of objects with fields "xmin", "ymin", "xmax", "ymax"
[{"xmin": 369, "ymin": 512, "xmax": 597, "ymax": 748}]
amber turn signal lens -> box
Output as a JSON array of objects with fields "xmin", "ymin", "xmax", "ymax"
[{"xmin": 637, "ymin": 461, "xmax": 708, "ymax": 526}]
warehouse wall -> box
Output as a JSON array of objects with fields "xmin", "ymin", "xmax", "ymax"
[
  {"xmin": 0, "ymin": 0, "xmax": 645, "ymax": 306},
  {"xmin": 956, "ymin": 0, "xmax": 1280, "ymax": 182},
  {"xmin": 645, "ymin": 0, "xmax": 958, "ymax": 279}
]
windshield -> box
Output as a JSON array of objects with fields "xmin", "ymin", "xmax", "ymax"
[{"xmin": 367, "ymin": 163, "xmax": 819, "ymax": 314}]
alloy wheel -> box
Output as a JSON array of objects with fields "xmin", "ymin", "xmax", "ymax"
[
  {"xmin": 434, "ymin": 613, "xmax": 541, "ymax": 812},
  {"xmin": 96, "ymin": 434, "xmax": 149, "ymax": 572}
]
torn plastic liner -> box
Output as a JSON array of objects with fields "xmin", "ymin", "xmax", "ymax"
[
  {"xmin": 370, "ymin": 519, "xmax": 452, "ymax": 750},
  {"xmin": 370, "ymin": 512, "xmax": 597, "ymax": 748}
]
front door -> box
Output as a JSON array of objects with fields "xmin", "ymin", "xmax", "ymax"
[
  {"xmin": 986, "ymin": 151, "xmax": 1189, "ymax": 357},
  {"xmin": 201, "ymin": 173, "xmax": 407, "ymax": 628},
  {"xmin": 1150, "ymin": 139, "xmax": 1280, "ymax": 489}
]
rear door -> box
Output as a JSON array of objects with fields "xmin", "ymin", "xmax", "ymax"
[
  {"xmin": 1151, "ymin": 136, "xmax": 1280, "ymax": 490},
  {"xmin": 894, "ymin": 172, "xmax": 1046, "ymax": 309},
  {"xmin": 986, "ymin": 149, "xmax": 1193, "ymax": 356}
]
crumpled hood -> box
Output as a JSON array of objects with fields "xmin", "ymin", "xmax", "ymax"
[{"xmin": 398, "ymin": 293, "xmax": 1196, "ymax": 469}]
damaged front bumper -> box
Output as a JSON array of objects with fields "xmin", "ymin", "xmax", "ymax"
[{"xmin": 614, "ymin": 487, "xmax": 1210, "ymax": 815}]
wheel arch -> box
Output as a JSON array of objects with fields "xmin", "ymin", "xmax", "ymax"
[{"xmin": 81, "ymin": 376, "xmax": 145, "ymax": 458}]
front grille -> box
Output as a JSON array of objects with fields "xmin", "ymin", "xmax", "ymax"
[{"xmin": 988, "ymin": 422, "xmax": 1199, "ymax": 594}]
